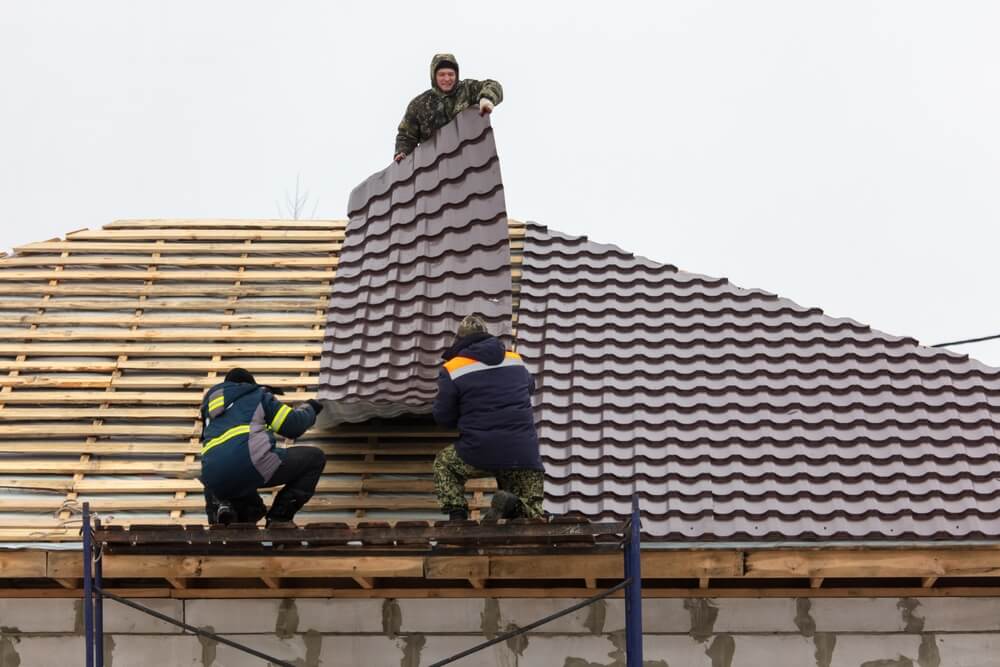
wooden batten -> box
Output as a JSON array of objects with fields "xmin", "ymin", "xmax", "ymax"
[
  {"xmin": 7, "ymin": 585, "xmax": 1000, "ymax": 600},
  {"xmin": 0, "ymin": 545, "xmax": 990, "ymax": 598},
  {"xmin": 744, "ymin": 547, "xmax": 1000, "ymax": 580},
  {"xmin": 0, "ymin": 551, "xmax": 47, "ymax": 578}
]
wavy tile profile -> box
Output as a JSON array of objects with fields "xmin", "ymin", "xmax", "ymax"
[
  {"xmin": 318, "ymin": 109, "xmax": 512, "ymax": 423},
  {"xmin": 517, "ymin": 224, "xmax": 1000, "ymax": 540}
]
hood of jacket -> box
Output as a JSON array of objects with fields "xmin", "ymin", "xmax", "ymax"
[
  {"xmin": 203, "ymin": 380, "xmax": 260, "ymax": 417},
  {"xmin": 441, "ymin": 333, "xmax": 506, "ymax": 366},
  {"xmin": 430, "ymin": 53, "xmax": 460, "ymax": 94}
]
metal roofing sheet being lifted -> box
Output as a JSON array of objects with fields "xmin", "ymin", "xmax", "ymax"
[
  {"xmin": 516, "ymin": 223, "xmax": 1000, "ymax": 542},
  {"xmin": 318, "ymin": 108, "xmax": 512, "ymax": 423}
]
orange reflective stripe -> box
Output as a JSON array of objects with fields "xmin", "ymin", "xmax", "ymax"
[{"xmin": 444, "ymin": 356, "xmax": 478, "ymax": 373}]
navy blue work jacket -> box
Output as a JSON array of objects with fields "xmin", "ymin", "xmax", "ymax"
[
  {"xmin": 432, "ymin": 334, "xmax": 543, "ymax": 471},
  {"xmin": 199, "ymin": 381, "xmax": 318, "ymax": 498}
]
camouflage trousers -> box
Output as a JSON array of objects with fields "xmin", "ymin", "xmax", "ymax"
[{"xmin": 433, "ymin": 445, "xmax": 544, "ymax": 518}]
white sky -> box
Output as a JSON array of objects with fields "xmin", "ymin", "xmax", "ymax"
[{"xmin": 2, "ymin": 1, "xmax": 999, "ymax": 364}]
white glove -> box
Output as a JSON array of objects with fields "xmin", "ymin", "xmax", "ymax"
[{"xmin": 479, "ymin": 98, "xmax": 495, "ymax": 115}]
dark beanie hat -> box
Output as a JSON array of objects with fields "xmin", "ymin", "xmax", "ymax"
[
  {"xmin": 435, "ymin": 59, "xmax": 458, "ymax": 74},
  {"xmin": 225, "ymin": 367, "xmax": 257, "ymax": 385}
]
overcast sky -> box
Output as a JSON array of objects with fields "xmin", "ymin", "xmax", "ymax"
[{"xmin": 2, "ymin": 1, "xmax": 999, "ymax": 364}]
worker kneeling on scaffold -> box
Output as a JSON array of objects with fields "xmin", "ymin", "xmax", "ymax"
[
  {"xmin": 432, "ymin": 315, "xmax": 545, "ymax": 521},
  {"xmin": 199, "ymin": 368, "xmax": 325, "ymax": 527}
]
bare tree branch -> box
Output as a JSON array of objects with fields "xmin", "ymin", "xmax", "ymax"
[{"xmin": 277, "ymin": 173, "xmax": 319, "ymax": 220}]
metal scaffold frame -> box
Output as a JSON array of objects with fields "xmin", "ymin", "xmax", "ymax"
[{"xmin": 81, "ymin": 498, "xmax": 644, "ymax": 666}]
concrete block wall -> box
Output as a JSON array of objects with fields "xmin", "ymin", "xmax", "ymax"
[{"xmin": 0, "ymin": 596, "xmax": 999, "ymax": 666}]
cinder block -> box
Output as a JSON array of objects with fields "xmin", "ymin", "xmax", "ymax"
[
  {"xmin": 636, "ymin": 598, "xmax": 688, "ymax": 634},
  {"xmin": 211, "ymin": 634, "xmax": 307, "ymax": 666},
  {"xmin": 107, "ymin": 635, "xmax": 203, "ymax": 665},
  {"xmin": 828, "ymin": 633, "xmax": 920, "ymax": 667},
  {"xmin": 0, "ymin": 599, "xmax": 78, "ymax": 632},
  {"xmin": 713, "ymin": 598, "xmax": 800, "ymax": 633},
  {"xmin": 809, "ymin": 598, "xmax": 908, "ymax": 632},
  {"xmin": 397, "ymin": 598, "xmax": 492, "ymax": 634},
  {"xmin": 644, "ymin": 634, "xmax": 715, "ymax": 665},
  {"xmin": 729, "ymin": 634, "xmax": 816, "ymax": 667},
  {"xmin": 295, "ymin": 598, "xmax": 386, "ymax": 633},
  {"xmin": 103, "ymin": 598, "xmax": 183, "ymax": 634},
  {"xmin": 600, "ymin": 598, "xmax": 714, "ymax": 635},
  {"xmin": 316, "ymin": 636, "xmax": 408, "ymax": 667},
  {"xmin": 420, "ymin": 635, "xmax": 517, "ymax": 667},
  {"xmin": 2, "ymin": 636, "xmax": 85, "ymax": 664},
  {"xmin": 935, "ymin": 633, "xmax": 1000, "ymax": 667},
  {"xmin": 518, "ymin": 635, "xmax": 618, "ymax": 667},
  {"xmin": 601, "ymin": 598, "xmax": 626, "ymax": 632},
  {"xmin": 498, "ymin": 598, "xmax": 596, "ymax": 634},
  {"xmin": 184, "ymin": 599, "xmax": 284, "ymax": 633},
  {"xmin": 916, "ymin": 597, "xmax": 1000, "ymax": 632}
]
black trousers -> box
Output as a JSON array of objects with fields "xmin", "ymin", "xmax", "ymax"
[{"xmin": 203, "ymin": 446, "xmax": 326, "ymax": 523}]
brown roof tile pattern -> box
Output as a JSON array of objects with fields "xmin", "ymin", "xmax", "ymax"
[
  {"xmin": 318, "ymin": 109, "xmax": 512, "ymax": 422},
  {"xmin": 516, "ymin": 223, "xmax": 1000, "ymax": 541}
]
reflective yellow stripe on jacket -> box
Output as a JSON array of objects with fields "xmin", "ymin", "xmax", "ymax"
[
  {"xmin": 200, "ymin": 424, "xmax": 250, "ymax": 455},
  {"xmin": 269, "ymin": 405, "xmax": 291, "ymax": 432}
]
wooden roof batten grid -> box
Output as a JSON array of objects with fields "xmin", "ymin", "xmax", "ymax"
[{"xmin": 0, "ymin": 218, "xmax": 521, "ymax": 544}]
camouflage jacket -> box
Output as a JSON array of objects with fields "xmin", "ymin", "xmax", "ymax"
[{"xmin": 394, "ymin": 53, "xmax": 503, "ymax": 157}]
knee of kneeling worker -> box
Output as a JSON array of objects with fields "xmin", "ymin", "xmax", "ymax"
[
  {"xmin": 304, "ymin": 446, "xmax": 326, "ymax": 469},
  {"xmin": 434, "ymin": 446, "xmax": 459, "ymax": 465}
]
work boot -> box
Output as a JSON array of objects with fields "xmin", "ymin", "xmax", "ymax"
[
  {"xmin": 448, "ymin": 508, "xmax": 469, "ymax": 522},
  {"xmin": 215, "ymin": 501, "xmax": 237, "ymax": 526},
  {"xmin": 244, "ymin": 502, "xmax": 267, "ymax": 525},
  {"xmin": 482, "ymin": 491, "xmax": 522, "ymax": 521},
  {"xmin": 266, "ymin": 492, "xmax": 306, "ymax": 528}
]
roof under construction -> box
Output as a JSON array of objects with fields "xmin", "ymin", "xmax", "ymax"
[
  {"xmin": 0, "ymin": 108, "xmax": 998, "ymax": 551},
  {"xmin": 1, "ymin": 213, "xmax": 998, "ymax": 548},
  {"xmin": 0, "ymin": 217, "xmax": 502, "ymax": 543}
]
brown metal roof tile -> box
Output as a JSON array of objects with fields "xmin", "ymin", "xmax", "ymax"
[
  {"xmin": 318, "ymin": 109, "xmax": 512, "ymax": 423},
  {"xmin": 517, "ymin": 223, "xmax": 1000, "ymax": 541}
]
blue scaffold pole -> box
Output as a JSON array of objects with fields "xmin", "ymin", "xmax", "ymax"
[
  {"xmin": 82, "ymin": 502, "xmax": 94, "ymax": 667},
  {"xmin": 95, "ymin": 515, "xmax": 104, "ymax": 667},
  {"xmin": 624, "ymin": 495, "xmax": 643, "ymax": 666}
]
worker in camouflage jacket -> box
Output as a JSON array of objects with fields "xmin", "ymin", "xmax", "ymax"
[
  {"xmin": 199, "ymin": 368, "xmax": 326, "ymax": 527},
  {"xmin": 432, "ymin": 315, "xmax": 544, "ymax": 521},
  {"xmin": 394, "ymin": 53, "xmax": 503, "ymax": 161}
]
